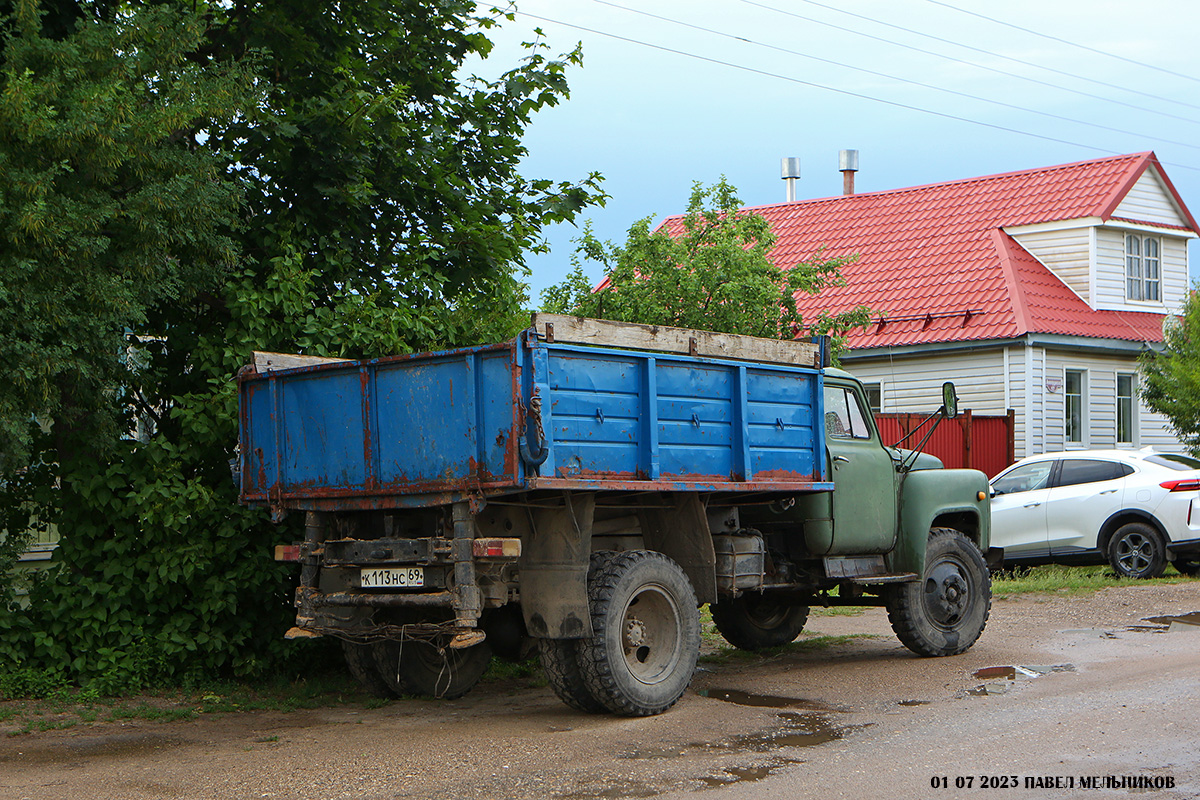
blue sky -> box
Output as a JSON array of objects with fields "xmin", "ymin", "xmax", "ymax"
[{"xmin": 478, "ymin": 0, "xmax": 1200, "ymax": 302}]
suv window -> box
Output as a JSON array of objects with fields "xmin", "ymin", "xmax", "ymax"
[
  {"xmin": 991, "ymin": 461, "xmax": 1053, "ymax": 495},
  {"xmin": 1055, "ymin": 459, "xmax": 1133, "ymax": 487},
  {"xmin": 1144, "ymin": 454, "xmax": 1200, "ymax": 471}
]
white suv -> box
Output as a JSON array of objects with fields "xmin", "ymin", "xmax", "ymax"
[{"xmin": 989, "ymin": 449, "xmax": 1200, "ymax": 578}]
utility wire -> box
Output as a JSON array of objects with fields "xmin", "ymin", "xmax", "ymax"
[
  {"xmin": 784, "ymin": 0, "xmax": 1200, "ymax": 113},
  {"xmin": 591, "ymin": 0, "xmax": 1200, "ymax": 153},
  {"xmin": 923, "ymin": 0, "xmax": 1200, "ymax": 86},
  {"xmin": 736, "ymin": 0, "xmax": 1200, "ymax": 126},
  {"xmin": 513, "ymin": 10, "xmax": 1200, "ymax": 175}
]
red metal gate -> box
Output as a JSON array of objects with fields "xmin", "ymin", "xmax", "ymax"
[{"xmin": 874, "ymin": 410, "xmax": 1014, "ymax": 478}]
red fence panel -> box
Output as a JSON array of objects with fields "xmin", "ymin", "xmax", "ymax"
[{"xmin": 874, "ymin": 410, "xmax": 1014, "ymax": 478}]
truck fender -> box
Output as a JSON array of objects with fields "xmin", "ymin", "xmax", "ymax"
[
  {"xmin": 637, "ymin": 493, "xmax": 717, "ymax": 605},
  {"xmin": 519, "ymin": 492, "xmax": 596, "ymax": 639},
  {"xmin": 890, "ymin": 468, "xmax": 991, "ymax": 575}
]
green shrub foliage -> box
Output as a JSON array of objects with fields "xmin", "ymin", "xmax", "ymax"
[
  {"xmin": 1142, "ymin": 290, "xmax": 1200, "ymax": 456},
  {"xmin": 0, "ymin": 1, "xmax": 602, "ymax": 689}
]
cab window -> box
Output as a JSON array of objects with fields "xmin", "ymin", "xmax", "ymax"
[
  {"xmin": 1055, "ymin": 459, "xmax": 1132, "ymax": 487},
  {"xmin": 823, "ymin": 386, "xmax": 872, "ymax": 440},
  {"xmin": 991, "ymin": 461, "xmax": 1053, "ymax": 495}
]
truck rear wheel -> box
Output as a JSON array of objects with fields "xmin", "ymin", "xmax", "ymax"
[
  {"xmin": 539, "ymin": 639, "xmax": 608, "ymax": 713},
  {"xmin": 372, "ymin": 637, "xmax": 492, "ymax": 699},
  {"xmin": 577, "ymin": 550, "xmax": 700, "ymax": 717},
  {"xmin": 886, "ymin": 528, "xmax": 991, "ymax": 657},
  {"xmin": 539, "ymin": 552, "xmax": 614, "ymax": 714},
  {"xmin": 710, "ymin": 594, "xmax": 809, "ymax": 651},
  {"xmin": 341, "ymin": 640, "xmax": 397, "ymax": 699}
]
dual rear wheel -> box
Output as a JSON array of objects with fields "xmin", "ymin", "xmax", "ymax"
[{"xmin": 542, "ymin": 550, "xmax": 701, "ymax": 717}]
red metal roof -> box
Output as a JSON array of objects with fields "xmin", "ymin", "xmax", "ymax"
[{"xmin": 658, "ymin": 152, "xmax": 1193, "ymax": 348}]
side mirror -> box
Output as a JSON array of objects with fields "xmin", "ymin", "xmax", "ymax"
[{"xmin": 941, "ymin": 381, "xmax": 958, "ymax": 418}]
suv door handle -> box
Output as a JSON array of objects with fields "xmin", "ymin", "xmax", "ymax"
[
  {"xmin": 1099, "ymin": 489, "xmax": 1118, "ymax": 495},
  {"xmin": 1024, "ymin": 502, "xmax": 1041, "ymax": 508}
]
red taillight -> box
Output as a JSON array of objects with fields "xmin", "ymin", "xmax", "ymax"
[
  {"xmin": 471, "ymin": 538, "xmax": 522, "ymax": 558},
  {"xmin": 274, "ymin": 544, "xmax": 302, "ymax": 562},
  {"xmin": 1160, "ymin": 479, "xmax": 1200, "ymax": 492}
]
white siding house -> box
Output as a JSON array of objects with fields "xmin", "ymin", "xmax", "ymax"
[{"xmin": 659, "ymin": 153, "xmax": 1199, "ymax": 462}]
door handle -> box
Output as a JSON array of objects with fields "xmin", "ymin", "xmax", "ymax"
[
  {"xmin": 1023, "ymin": 502, "xmax": 1041, "ymax": 508},
  {"xmin": 833, "ymin": 455, "xmax": 851, "ymax": 464},
  {"xmin": 1099, "ymin": 489, "xmax": 1118, "ymax": 495}
]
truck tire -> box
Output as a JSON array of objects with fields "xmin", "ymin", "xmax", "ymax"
[
  {"xmin": 372, "ymin": 637, "xmax": 492, "ymax": 699},
  {"xmin": 710, "ymin": 594, "xmax": 809, "ymax": 651},
  {"xmin": 1108, "ymin": 522, "xmax": 1167, "ymax": 579},
  {"xmin": 885, "ymin": 528, "xmax": 991, "ymax": 657},
  {"xmin": 341, "ymin": 640, "xmax": 397, "ymax": 699},
  {"xmin": 577, "ymin": 550, "xmax": 700, "ymax": 717},
  {"xmin": 539, "ymin": 639, "xmax": 608, "ymax": 713},
  {"xmin": 538, "ymin": 552, "xmax": 615, "ymax": 714}
]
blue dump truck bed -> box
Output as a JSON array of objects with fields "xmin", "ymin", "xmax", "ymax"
[{"xmin": 238, "ymin": 318, "xmax": 832, "ymax": 511}]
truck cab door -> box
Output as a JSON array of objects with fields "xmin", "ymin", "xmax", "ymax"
[{"xmin": 821, "ymin": 382, "xmax": 898, "ymax": 553}]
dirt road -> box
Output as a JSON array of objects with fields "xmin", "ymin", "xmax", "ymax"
[{"xmin": 3, "ymin": 582, "xmax": 1198, "ymax": 800}]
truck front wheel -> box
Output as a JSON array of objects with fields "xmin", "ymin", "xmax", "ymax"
[
  {"xmin": 885, "ymin": 528, "xmax": 991, "ymax": 657},
  {"xmin": 577, "ymin": 550, "xmax": 700, "ymax": 716},
  {"xmin": 372, "ymin": 637, "xmax": 492, "ymax": 699},
  {"xmin": 710, "ymin": 594, "xmax": 809, "ymax": 651}
]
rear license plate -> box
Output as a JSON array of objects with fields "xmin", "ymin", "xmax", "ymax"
[{"xmin": 360, "ymin": 567, "xmax": 424, "ymax": 588}]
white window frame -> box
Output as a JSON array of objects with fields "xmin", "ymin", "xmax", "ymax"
[
  {"xmin": 1125, "ymin": 234, "xmax": 1161, "ymax": 303},
  {"xmin": 1116, "ymin": 372, "xmax": 1138, "ymax": 447},
  {"xmin": 863, "ymin": 382, "xmax": 882, "ymax": 414},
  {"xmin": 1064, "ymin": 368, "xmax": 1087, "ymax": 446}
]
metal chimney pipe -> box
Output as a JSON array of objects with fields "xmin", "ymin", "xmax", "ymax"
[
  {"xmin": 781, "ymin": 157, "xmax": 801, "ymax": 202},
  {"xmin": 839, "ymin": 149, "xmax": 859, "ymax": 196}
]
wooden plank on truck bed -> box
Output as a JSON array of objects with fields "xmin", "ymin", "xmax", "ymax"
[
  {"xmin": 253, "ymin": 351, "xmax": 354, "ymax": 372},
  {"xmin": 530, "ymin": 313, "xmax": 821, "ymax": 368}
]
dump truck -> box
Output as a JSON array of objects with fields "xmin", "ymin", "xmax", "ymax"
[{"xmin": 237, "ymin": 315, "xmax": 994, "ymax": 716}]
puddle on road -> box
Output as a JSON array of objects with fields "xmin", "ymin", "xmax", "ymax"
[
  {"xmin": 697, "ymin": 687, "xmax": 836, "ymax": 711},
  {"xmin": 565, "ymin": 699, "xmax": 851, "ymax": 798},
  {"xmin": 698, "ymin": 757, "xmax": 803, "ymax": 787},
  {"xmin": 728, "ymin": 711, "xmax": 845, "ymax": 752},
  {"xmin": 2, "ymin": 732, "xmax": 185, "ymax": 765},
  {"xmin": 1140, "ymin": 611, "xmax": 1200, "ymax": 633},
  {"xmin": 966, "ymin": 665, "xmax": 1075, "ymax": 697},
  {"xmin": 558, "ymin": 783, "xmax": 659, "ymax": 800}
]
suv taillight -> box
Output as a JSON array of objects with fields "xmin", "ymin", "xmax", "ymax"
[{"xmin": 1160, "ymin": 478, "xmax": 1200, "ymax": 492}]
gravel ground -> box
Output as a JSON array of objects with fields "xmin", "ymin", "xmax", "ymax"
[{"xmin": 1, "ymin": 581, "xmax": 1198, "ymax": 800}]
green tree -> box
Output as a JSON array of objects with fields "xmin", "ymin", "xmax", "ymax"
[
  {"xmin": 0, "ymin": 2, "xmax": 253, "ymax": 472},
  {"xmin": 543, "ymin": 178, "xmax": 870, "ymax": 347},
  {"xmin": 1141, "ymin": 293, "xmax": 1200, "ymax": 455},
  {"xmin": 0, "ymin": 2, "xmax": 603, "ymax": 688}
]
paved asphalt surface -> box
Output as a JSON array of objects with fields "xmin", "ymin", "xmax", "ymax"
[{"xmin": 2, "ymin": 581, "xmax": 1198, "ymax": 800}]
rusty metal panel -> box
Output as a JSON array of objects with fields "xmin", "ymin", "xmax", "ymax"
[
  {"xmin": 239, "ymin": 331, "xmax": 833, "ymax": 511},
  {"xmin": 540, "ymin": 342, "xmax": 827, "ymax": 487},
  {"xmin": 239, "ymin": 342, "xmax": 521, "ymax": 508}
]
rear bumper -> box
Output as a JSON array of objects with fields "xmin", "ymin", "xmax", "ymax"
[{"xmin": 1167, "ymin": 536, "xmax": 1200, "ymax": 559}]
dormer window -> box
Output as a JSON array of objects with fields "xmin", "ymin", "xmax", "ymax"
[{"xmin": 1125, "ymin": 234, "xmax": 1161, "ymax": 302}]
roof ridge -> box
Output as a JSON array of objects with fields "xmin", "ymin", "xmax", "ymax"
[
  {"xmin": 990, "ymin": 230, "xmax": 1031, "ymax": 335},
  {"xmin": 730, "ymin": 151, "xmax": 1151, "ymax": 216}
]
